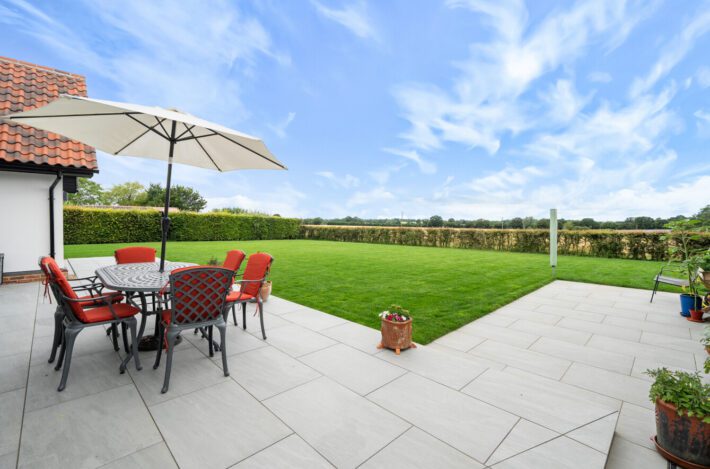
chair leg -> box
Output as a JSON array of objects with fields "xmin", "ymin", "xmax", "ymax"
[
  {"xmin": 153, "ymin": 322, "xmax": 165, "ymax": 370},
  {"xmin": 208, "ymin": 326, "xmax": 214, "ymax": 357},
  {"xmin": 48, "ymin": 307, "xmax": 63, "ymax": 363},
  {"xmin": 54, "ymin": 327, "xmax": 67, "ymax": 371},
  {"xmin": 161, "ymin": 329, "xmax": 179, "ymax": 394},
  {"xmin": 650, "ymin": 278, "xmax": 660, "ymax": 303},
  {"xmin": 57, "ymin": 327, "xmax": 80, "ymax": 392},
  {"xmin": 242, "ymin": 303, "xmax": 247, "ymax": 330},
  {"xmin": 217, "ymin": 323, "xmax": 229, "ymax": 377},
  {"xmin": 111, "ymin": 323, "xmax": 120, "ymax": 351},
  {"xmin": 137, "ymin": 314, "xmax": 148, "ymax": 341},
  {"xmin": 258, "ymin": 300, "xmax": 266, "ymax": 340},
  {"xmin": 232, "ymin": 304, "xmax": 237, "ymax": 326},
  {"xmin": 121, "ymin": 317, "xmax": 142, "ymax": 372},
  {"xmin": 121, "ymin": 322, "xmax": 129, "ymax": 352}
]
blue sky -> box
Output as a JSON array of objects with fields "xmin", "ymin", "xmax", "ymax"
[{"xmin": 2, "ymin": 0, "xmax": 709, "ymax": 219}]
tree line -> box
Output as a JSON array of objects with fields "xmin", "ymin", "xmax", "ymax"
[{"xmin": 304, "ymin": 206, "xmax": 710, "ymax": 230}]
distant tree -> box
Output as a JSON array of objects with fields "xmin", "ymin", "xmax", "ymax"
[
  {"xmin": 429, "ymin": 215, "xmax": 444, "ymax": 227},
  {"xmin": 522, "ymin": 216, "xmax": 537, "ymax": 229},
  {"xmin": 138, "ymin": 183, "xmax": 207, "ymax": 212},
  {"xmin": 214, "ymin": 207, "xmax": 249, "ymax": 214},
  {"xmin": 104, "ymin": 182, "xmax": 145, "ymax": 206},
  {"xmin": 633, "ymin": 216, "xmax": 656, "ymax": 230},
  {"xmin": 695, "ymin": 205, "xmax": 710, "ymax": 226},
  {"xmin": 65, "ymin": 178, "xmax": 105, "ymax": 205},
  {"xmin": 578, "ymin": 218, "xmax": 599, "ymax": 229},
  {"xmin": 509, "ymin": 217, "xmax": 523, "ymax": 229},
  {"xmin": 536, "ymin": 218, "xmax": 550, "ymax": 229}
]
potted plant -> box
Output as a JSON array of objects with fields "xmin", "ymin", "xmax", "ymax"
[
  {"xmin": 645, "ymin": 368, "xmax": 710, "ymax": 467},
  {"xmin": 700, "ymin": 250, "xmax": 710, "ymax": 289},
  {"xmin": 662, "ymin": 220, "xmax": 706, "ymax": 316},
  {"xmin": 377, "ymin": 304, "xmax": 416, "ymax": 355},
  {"xmin": 260, "ymin": 278, "xmax": 272, "ymax": 302},
  {"xmin": 702, "ymin": 326, "xmax": 710, "ymax": 355}
]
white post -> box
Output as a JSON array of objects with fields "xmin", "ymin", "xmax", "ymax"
[{"xmin": 550, "ymin": 208, "xmax": 557, "ymax": 276}]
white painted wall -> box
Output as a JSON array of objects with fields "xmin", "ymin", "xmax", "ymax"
[{"xmin": 0, "ymin": 171, "xmax": 64, "ymax": 274}]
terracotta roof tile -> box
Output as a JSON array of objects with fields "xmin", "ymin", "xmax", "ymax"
[{"xmin": 0, "ymin": 56, "xmax": 97, "ymax": 171}]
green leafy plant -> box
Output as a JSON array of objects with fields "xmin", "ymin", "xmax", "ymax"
[
  {"xmin": 705, "ymin": 357, "xmax": 709, "ymax": 374},
  {"xmin": 206, "ymin": 257, "xmax": 220, "ymax": 266},
  {"xmin": 662, "ymin": 220, "xmax": 709, "ymax": 297},
  {"xmin": 700, "ymin": 250, "xmax": 710, "ymax": 271},
  {"xmin": 645, "ymin": 368, "xmax": 710, "ymax": 423},
  {"xmin": 702, "ymin": 326, "xmax": 710, "ymax": 348},
  {"xmin": 379, "ymin": 304, "xmax": 411, "ymax": 322}
]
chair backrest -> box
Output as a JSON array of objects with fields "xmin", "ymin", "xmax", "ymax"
[
  {"xmin": 39, "ymin": 256, "xmax": 87, "ymax": 322},
  {"xmin": 115, "ymin": 247, "xmax": 156, "ymax": 264},
  {"xmin": 222, "ymin": 250, "xmax": 246, "ymax": 272},
  {"xmin": 241, "ymin": 253, "xmax": 273, "ymax": 297},
  {"xmin": 168, "ymin": 266, "xmax": 232, "ymax": 325}
]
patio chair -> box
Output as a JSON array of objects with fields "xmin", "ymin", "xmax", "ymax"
[
  {"xmin": 113, "ymin": 246, "xmax": 157, "ymax": 350},
  {"xmin": 39, "ymin": 256, "xmax": 124, "ymax": 364},
  {"xmin": 226, "ymin": 253, "xmax": 273, "ymax": 340},
  {"xmin": 40, "ymin": 256, "xmax": 141, "ymax": 391},
  {"xmin": 650, "ymin": 264, "xmax": 698, "ymax": 302},
  {"xmin": 153, "ymin": 266, "xmax": 233, "ymax": 393}
]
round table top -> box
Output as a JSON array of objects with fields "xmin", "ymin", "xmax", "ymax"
[{"xmin": 95, "ymin": 261, "xmax": 196, "ymax": 292}]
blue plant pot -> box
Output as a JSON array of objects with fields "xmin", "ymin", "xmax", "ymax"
[{"xmin": 679, "ymin": 294, "xmax": 702, "ymax": 317}]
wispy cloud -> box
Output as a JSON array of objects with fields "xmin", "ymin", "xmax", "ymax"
[
  {"xmin": 311, "ymin": 0, "xmax": 379, "ymax": 41},
  {"xmin": 347, "ymin": 187, "xmax": 394, "ymax": 207},
  {"xmin": 268, "ymin": 112, "xmax": 296, "ymax": 138},
  {"xmin": 382, "ymin": 148, "xmax": 436, "ymax": 174},
  {"xmin": 588, "ymin": 71, "xmax": 612, "ymax": 83},
  {"xmin": 315, "ymin": 171, "xmax": 360, "ymax": 188}
]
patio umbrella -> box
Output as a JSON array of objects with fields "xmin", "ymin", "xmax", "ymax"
[{"xmin": 2, "ymin": 95, "xmax": 286, "ymax": 271}]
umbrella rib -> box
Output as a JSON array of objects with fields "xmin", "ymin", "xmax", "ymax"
[
  {"xmin": 113, "ymin": 117, "xmax": 168, "ymax": 154},
  {"xmin": 154, "ymin": 116, "xmax": 171, "ymax": 140},
  {"xmin": 185, "ymin": 126, "xmax": 222, "ymax": 171},
  {"xmin": 125, "ymin": 114, "xmax": 170, "ymax": 140},
  {"xmin": 215, "ymin": 131, "xmax": 286, "ymax": 169},
  {"xmin": 175, "ymin": 124, "xmax": 196, "ymax": 140},
  {"xmin": 5, "ymin": 111, "xmax": 140, "ymax": 119},
  {"xmin": 175, "ymin": 131, "xmax": 218, "ymax": 142}
]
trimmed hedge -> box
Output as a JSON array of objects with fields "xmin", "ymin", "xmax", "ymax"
[
  {"xmin": 64, "ymin": 207, "xmax": 301, "ymax": 244},
  {"xmin": 300, "ymin": 225, "xmax": 710, "ymax": 261}
]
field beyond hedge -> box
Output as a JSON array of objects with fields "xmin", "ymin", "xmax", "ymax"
[{"xmin": 65, "ymin": 240, "xmax": 676, "ymax": 344}]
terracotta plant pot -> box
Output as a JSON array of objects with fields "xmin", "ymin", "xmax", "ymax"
[
  {"xmin": 260, "ymin": 281, "xmax": 272, "ymax": 302},
  {"xmin": 654, "ymin": 399, "xmax": 710, "ymax": 467},
  {"xmin": 378, "ymin": 318, "xmax": 416, "ymax": 355},
  {"xmin": 689, "ymin": 309, "xmax": 705, "ymax": 323}
]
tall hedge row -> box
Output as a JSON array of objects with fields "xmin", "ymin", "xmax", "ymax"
[
  {"xmin": 300, "ymin": 225, "xmax": 710, "ymax": 261},
  {"xmin": 64, "ymin": 207, "xmax": 301, "ymax": 244}
]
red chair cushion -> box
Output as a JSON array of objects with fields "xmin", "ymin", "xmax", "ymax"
[
  {"xmin": 115, "ymin": 247, "xmax": 156, "ymax": 264},
  {"xmin": 161, "ymin": 309, "xmax": 172, "ymax": 324},
  {"xmin": 241, "ymin": 253, "xmax": 272, "ymax": 297},
  {"xmin": 223, "ymin": 250, "xmax": 246, "ymax": 272},
  {"xmin": 41, "ymin": 256, "xmax": 83, "ymax": 319},
  {"xmin": 82, "ymin": 303, "xmax": 140, "ymax": 323},
  {"xmin": 78, "ymin": 293, "xmax": 124, "ymax": 307},
  {"xmin": 226, "ymin": 291, "xmax": 255, "ymax": 303}
]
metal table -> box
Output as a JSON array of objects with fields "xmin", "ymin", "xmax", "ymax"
[{"xmin": 96, "ymin": 261, "xmax": 195, "ymax": 351}]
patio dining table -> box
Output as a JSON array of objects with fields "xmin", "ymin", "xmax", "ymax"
[{"xmin": 96, "ymin": 261, "xmax": 195, "ymax": 351}]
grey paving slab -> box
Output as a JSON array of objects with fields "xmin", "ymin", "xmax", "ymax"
[
  {"xmin": 495, "ymin": 306, "xmax": 562, "ymax": 325},
  {"xmin": 264, "ymin": 377, "xmax": 409, "ymax": 469},
  {"xmin": 151, "ymin": 380, "xmax": 291, "ymax": 469},
  {"xmin": 0, "ymin": 452, "xmax": 15, "ymax": 469},
  {"xmin": 25, "ymin": 350, "xmax": 131, "ymax": 412},
  {"xmin": 529, "ymin": 337, "xmax": 634, "ymax": 374},
  {"xmin": 486, "ymin": 418, "xmax": 558, "ymax": 466},
  {"xmin": 0, "ymin": 388, "xmax": 24, "ymax": 459},
  {"xmin": 614, "ymin": 402, "xmax": 656, "ymax": 451},
  {"xmin": 376, "ymin": 343, "xmax": 489, "ymax": 389},
  {"xmin": 556, "ymin": 317, "xmax": 641, "ymax": 341},
  {"xmin": 491, "ymin": 435, "xmax": 607, "ymax": 469},
  {"xmin": 586, "ymin": 335, "xmax": 696, "ymax": 369},
  {"xmin": 369, "ymin": 373, "xmax": 518, "ymax": 464},
  {"xmin": 640, "ymin": 331, "xmax": 704, "ymax": 353},
  {"xmin": 360, "ymin": 427, "xmax": 483, "ymax": 469},
  {"xmin": 462, "ymin": 368, "xmax": 619, "ymax": 433},
  {"xmin": 319, "ymin": 321, "xmax": 381, "ymax": 354},
  {"xmin": 281, "ymin": 307, "xmax": 347, "ymax": 331},
  {"xmin": 605, "ymin": 316, "xmax": 691, "ymax": 338},
  {"xmin": 566, "ymin": 412, "xmax": 618, "ymax": 454},
  {"xmin": 468, "ymin": 339, "xmax": 571, "ymax": 380},
  {"xmin": 509, "ymin": 318, "xmax": 592, "ymax": 345},
  {"xmin": 561, "ymin": 363, "xmax": 653, "ymax": 409},
  {"xmin": 262, "ymin": 324, "xmax": 337, "ymax": 357},
  {"xmin": 185, "ymin": 324, "xmax": 268, "ymax": 358},
  {"xmin": 231, "ymin": 434, "xmax": 332, "ymax": 469},
  {"xmin": 100, "ymin": 442, "xmax": 177, "ymax": 469},
  {"xmin": 0, "ymin": 352, "xmax": 29, "ymax": 394},
  {"xmin": 536, "ymin": 304, "xmax": 605, "ymax": 323},
  {"xmin": 226, "ymin": 345, "xmax": 321, "ymax": 400},
  {"xmin": 261, "ymin": 296, "xmax": 307, "ymax": 316},
  {"xmin": 0, "ymin": 328, "xmax": 33, "ymax": 359},
  {"xmin": 300, "ymin": 343, "xmax": 405, "ymax": 395},
  {"xmin": 30, "ymin": 326, "xmax": 114, "ymax": 365},
  {"xmin": 18, "ymin": 385, "xmax": 162, "ymax": 469},
  {"xmin": 457, "ymin": 322, "xmax": 539, "ymax": 348},
  {"xmin": 605, "ymin": 437, "xmax": 666, "ymax": 469},
  {"xmin": 432, "ymin": 330, "xmax": 486, "ymax": 352}
]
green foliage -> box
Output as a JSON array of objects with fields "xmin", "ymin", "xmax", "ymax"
[
  {"xmin": 701, "ymin": 326, "xmax": 710, "ymax": 348},
  {"xmin": 138, "ymin": 183, "xmax": 207, "ymax": 212},
  {"xmin": 64, "ymin": 207, "xmax": 300, "ymax": 244},
  {"xmin": 301, "ymin": 226, "xmax": 710, "ymax": 261},
  {"xmin": 428, "ymin": 215, "xmax": 444, "ymax": 227},
  {"xmin": 212, "ymin": 207, "xmax": 271, "ymax": 216},
  {"xmin": 104, "ymin": 182, "xmax": 145, "ymax": 205},
  {"xmin": 646, "ymin": 368, "xmax": 710, "ymax": 423},
  {"xmin": 662, "ymin": 220, "xmax": 709, "ymax": 296},
  {"xmin": 65, "ymin": 178, "xmax": 106, "ymax": 205},
  {"xmin": 380, "ymin": 304, "xmax": 410, "ymax": 322}
]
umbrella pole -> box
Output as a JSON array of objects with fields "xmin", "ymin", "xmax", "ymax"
[{"xmin": 159, "ymin": 121, "xmax": 178, "ymax": 272}]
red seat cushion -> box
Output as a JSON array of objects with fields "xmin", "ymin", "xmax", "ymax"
[
  {"xmin": 115, "ymin": 247, "xmax": 156, "ymax": 264},
  {"xmin": 161, "ymin": 309, "xmax": 172, "ymax": 324},
  {"xmin": 81, "ymin": 303, "xmax": 140, "ymax": 323},
  {"xmin": 223, "ymin": 250, "xmax": 246, "ymax": 272},
  {"xmin": 78, "ymin": 293, "xmax": 124, "ymax": 307},
  {"xmin": 226, "ymin": 291, "xmax": 255, "ymax": 303},
  {"xmin": 241, "ymin": 253, "xmax": 272, "ymax": 297}
]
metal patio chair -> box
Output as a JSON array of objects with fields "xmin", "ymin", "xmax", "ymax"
[
  {"xmin": 226, "ymin": 253, "xmax": 273, "ymax": 340},
  {"xmin": 40, "ymin": 256, "xmax": 142, "ymax": 391},
  {"xmin": 650, "ymin": 263, "xmax": 699, "ymax": 302},
  {"xmin": 113, "ymin": 246, "xmax": 158, "ymax": 351},
  {"xmin": 39, "ymin": 256, "xmax": 124, "ymax": 364},
  {"xmin": 153, "ymin": 266, "xmax": 233, "ymax": 393}
]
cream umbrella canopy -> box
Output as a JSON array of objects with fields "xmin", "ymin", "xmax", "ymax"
[{"xmin": 3, "ymin": 94, "xmax": 286, "ymax": 271}]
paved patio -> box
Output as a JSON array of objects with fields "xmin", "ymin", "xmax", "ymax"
[{"xmin": 0, "ymin": 257, "xmax": 706, "ymax": 468}]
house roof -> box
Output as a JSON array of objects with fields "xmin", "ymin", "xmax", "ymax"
[{"xmin": 0, "ymin": 56, "xmax": 97, "ymax": 172}]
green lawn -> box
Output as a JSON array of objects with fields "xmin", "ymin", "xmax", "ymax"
[{"xmin": 65, "ymin": 240, "xmax": 674, "ymax": 344}]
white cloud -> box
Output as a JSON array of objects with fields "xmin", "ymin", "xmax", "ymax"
[
  {"xmin": 470, "ymin": 165, "xmax": 544, "ymax": 192},
  {"xmin": 268, "ymin": 112, "xmax": 296, "ymax": 138},
  {"xmin": 315, "ymin": 171, "xmax": 360, "ymax": 188},
  {"xmin": 382, "ymin": 148, "xmax": 436, "ymax": 174},
  {"xmin": 697, "ymin": 66, "xmax": 710, "ymax": 88},
  {"xmin": 588, "ymin": 71, "xmax": 612, "ymax": 83},
  {"xmin": 206, "ymin": 183, "xmax": 306, "ymax": 217},
  {"xmin": 630, "ymin": 7, "xmax": 710, "ymax": 97},
  {"xmin": 347, "ymin": 187, "xmax": 394, "ymax": 207},
  {"xmin": 311, "ymin": 0, "xmax": 378, "ymax": 41},
  {"xmin": 539, "ymin": 79, "xmax": 591, "ymax": 124}
]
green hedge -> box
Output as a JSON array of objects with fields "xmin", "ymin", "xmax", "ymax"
[
  {"xmin": 300, "ymin": 225, "xmax": 710, "ymax": 261},
  {"xmin": 64, "ymin": 207, "xmax": 301, "ymax": 244}
]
